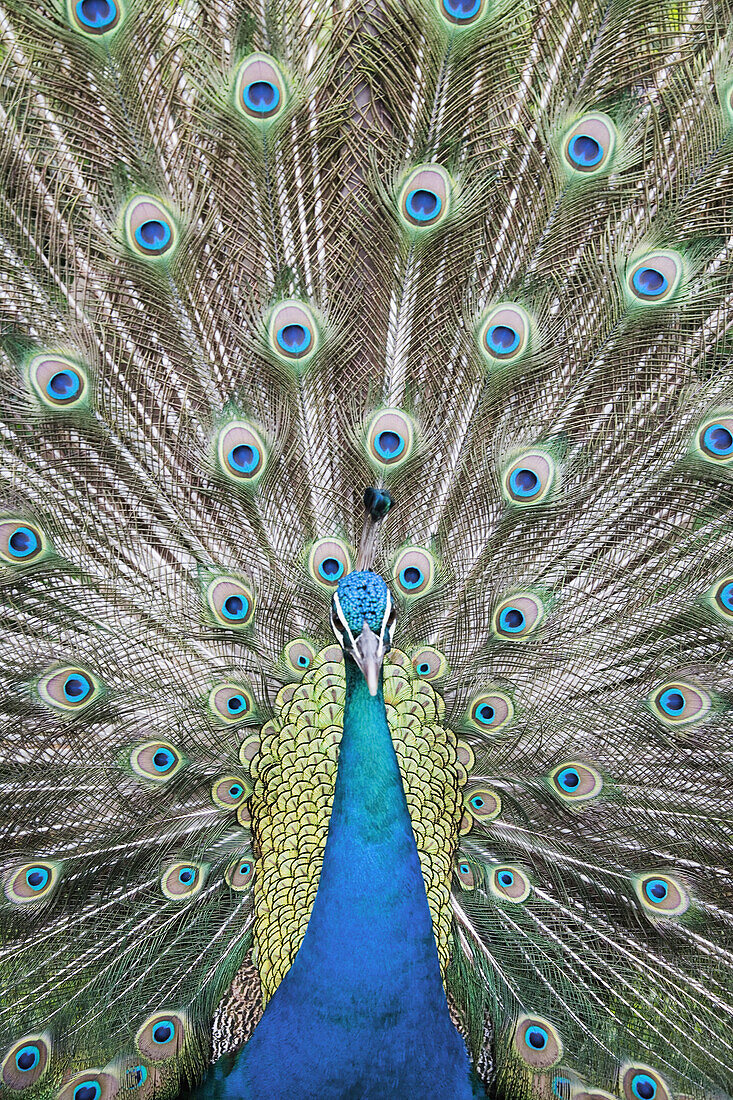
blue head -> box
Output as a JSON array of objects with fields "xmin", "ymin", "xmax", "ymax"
[{"xmin": 331, "ymin": 571, "xmax": 396, "ymax": 695}]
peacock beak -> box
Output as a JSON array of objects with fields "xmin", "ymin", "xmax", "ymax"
[{"xmin": 352, "ymin": 620, "xmax": 384, "ymax": 696}]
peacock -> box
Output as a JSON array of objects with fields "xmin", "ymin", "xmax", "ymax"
[{"xmin": 1, "ymin": 0, "xmax": 733, "ymax": 1096}]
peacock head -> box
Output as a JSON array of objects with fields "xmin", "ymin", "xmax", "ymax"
[{"xmin": 330, "ymin": 571, "xmax": 396, "ymax": 696}]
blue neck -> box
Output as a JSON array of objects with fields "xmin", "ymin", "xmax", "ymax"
[{"xmin": 207, "ymin": 659, "xmax": 481, "ymax": 1098}]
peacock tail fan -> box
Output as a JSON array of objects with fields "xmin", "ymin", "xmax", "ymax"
[{"xmin": 0, "ymin": 0, "xmax": 732, "ymax": 1096}]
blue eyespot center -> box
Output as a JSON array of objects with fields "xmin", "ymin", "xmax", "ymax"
[
  {"xmin": 228, "ymin": 443, "xmax": 259, "ymax": 474},
  {"xmin": 499, "ymin": 607, "xmax": 525, "ymax": 633},
  {"xmin": 471, "ymin": 796, "xmax": 484, "ymax": 808},
  {"xmin": 645, "ymin": 878, "xmax": 669, "ymax": 903},
  {"xmin": 632, "ymin": 266, "xmax": 667, "ymax": 296},
  {"xmin": 703, "ymin": 424, "xmax": 733, "ymax": 456},
  {"xmin": 229, "ymin": 784, "xmax": 243, "ymax": 799},
  {"xmin": 498, "ymin": 870, "xmax": 514, "ymax": 886},
  {"xmin": 127, "ymin": 1066, "xmax": 147, "ymax": 1089},
  {"xmin": 152, "ymin": 1021, "xmax": 174, "ymax": 1044},
  {"xmin": 178, "ymin": 868, "xmax": 195, "ymax": 885},
  {"xmin": 64, "ymin": 673, "xmax": 91, "ymax": 702},
  {"xmin": 486, "ymin": 324, "xmax": 520, "ymax": 354},
  {"xmin": 567, "ymin": 133, "xmax": 603, "ymax": 167},
  {"xmin": 526, "ymin": 1025, "xmax": 548, "ymax": 1050},
  {"xmin": 26, "ymin": 867, "xmax": 49, "ymax": 890},
  {"xmin": 240, "ymin": 863, "xmax": 250, "ymax": 875},
  {"xmin": 399, "ymin": 566, "xmax": 423, "ymax": 590},
  {"xmin": 276, "ymin": 323, "xmax": 311, "ymax": 355},
  {"xmin": 297, "ymin": 654, "xmax": 309, "ymax": 667},
  {"xmin": 153, "ymin": 748, "xmax": 175, "ymax": 772},
  {"xmin": 442, "ymin": 0, "xmax": 481, "ymax": 20},
  {"xmin": 76, "ymin": 0, "xmax": 115, "ymax": 27},
  {"xmin": 406, "ymin": 188, "xmax": 441, "ymax": 222},
  {"xmin": 73, "ymin": 1083, "xmax": 101, "ymax": 1100},
  {"xmin": 8, "ymin": 526, "xmax": 38, "ymax": 558},
  {"xmin": 222, "ymin": 594, "xmax": 248, "ymax": 620},
  {"xmin": 243, "ymin": 80, "xmax": 280, "ymax": 113},
  {"xmin": 375, "ymin": 430, "xmax": 404, "ymax": 460},
  {"xmin": 558, "ymin": 767, "xmax": 580, "ymax": 791},
  {"xmin": 632, "ymin": 1074, "xmax": 657, "ymax": 1100},
  {"xmin": 477, "ymin": 704, "xmax": 495, "ymax": 724},
  {"xmin": 418, "ymin": 662, "xmax": 430, "ymax": 675},
  {"xmin": 16, "ymin": 1046, "xmax": 41, "ymax": 1072},
  {"xmin": 227, "ymin": 694, "xmax": 246, "ymax": 713},
  {"xmin": 659, "ymin": 688, "xmax": 685, "ymax": 716},
  {"xmin": 319, "ymin": 557, "xmax": 344, "ymax": 580},
  {"xmin": 509, "ymin": 467, "xmax": 540, "ymax": 497},
  {"xmin": 47, "ymin": 369, "xmax": 81, "ymax": 400},
  {"xmin": 459, "ymin": 863, "xmax": 470, "ymax": 874},
  {"xmin": 135, "ymin": 219, "xmax": 171, "ymax": 252}
]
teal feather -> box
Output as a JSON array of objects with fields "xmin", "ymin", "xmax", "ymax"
[{"xmin": 0, "ymin": 0, "xmax": 732, "ymax": 1097}]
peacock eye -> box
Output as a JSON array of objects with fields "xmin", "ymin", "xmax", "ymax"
[
  {"xmin": 309, "ymin": 538, "xmax": 352, "ymax": 589},
  {"xmin": 549, "ymin": 761, "xmax": 603, "ymax": 802},
  {"xmin": 268, "ymin": 301, "xmax": 319, "ymax": 366},
  {"xmin": 562, "ymin": 112, "xmax": 616, "ymax": 175},
  {"xmin": 411, "ymin": 645, "xmax": 447, "ymax": 680},
  {"xmin": 492, "ymin": 594, "xmax": 544, "ymax": 639},
  {"xmin": 1, "ymin": 1037, "xmax": 51, "ymax": 1088},
  {"xmin": 211, "ymin": 774, "xmax": 252, "ymax": 809},
  {"xmin": 37, "ymin": 665, "xmax": 102, "ymax": 712},
  {"xmin": 136, "ymin": 1011, "xmax": 187, "ymax": 1061},
  {"xmin": 283, "ymin": 639, "xmax": 316, "ymax": 674},
  {"xmin": 130, "ymin": 740, "xmax": 185, "ymax": 782},
  {"xmin": 124, "ymin": 196, "xmax": 177, "ymax": 259},
  {"xmin": 620, "ymin": 1065, "xmax": 670, "ymax": 1100},
  {"xmin": 634, "ymin": 873, "xmax": 689, "ymax": 917},
  {"xmin": 392, "ymin": 547, "xmax": 436, "ymax": 599},
  {"xmin": 502, "ymin": 451, "xmax": 556, "ymax": 505},
  {"xmin": 216, "ymin": 421, "xmax": 267, "ymax": 485},
  {"xmin": 710, "ymin": 575, "xmax": 733, "ymax": 618},
  {"xmin": 27, "ymin": 354, "xmax": 89, "ymax": 410},
  {"xmin": 57, "ymin": 1073, "xmax": 118, "ymax": 1100},
  {"xmin": 68, "ymin": 0, "xmax": 122, "ymax": 34},
  {"xmin": 398, "ymin": 165, "xmax": 451, "ymax": 231},
  {"xmin": 160, "ymin": 862, "xmax": 206, "ymax": 901},
  {"xmin": 226, "ymin": 857, "xmax": 255, "ymax": 890},
  {"xmin": 208, "ymin": 682, "xmax": 255, "ymax": 724},
  {"xmin": 513, "ymin": 1016, "xmax": 563, "ymax": 1068},
  {"xmin": 478, "ymin": 303, "xmax": 532, "ymax": 367},
  {"xmin": 648, "ymin": 680, "xmax": 710, "ymax": 726},
  {"xmin": 5, "ymin": 862, "xmax": 61, "ymax": 905},
  {"xmin": 467, "ymin": 691, "xmax": 514, "ymax": 732},
  {"xmin": 204, "ymin": 575, "xmax": 255, "ymax": 628},
  {"xmin": 234, "ymin": 54, "xmax": 288, "ymax": 124},
  {"xmin": 696, "ymin": 415, "xmax": 733, "ymax": 463},
  {"xmin": 366, "ymin": 408, "xmax": 415, "ymax": 469},
  {"xmin": 489, "ymin": 864, "xmax": 531, "ymax": 903},
  {"xmin": 626, "ymin": 250, "xmax": 683, "ymax": 305},
  {"xmin": 440, "ymin": 0, "xmax": 485, "ymax": 24},
  {"xmin": 0, "ymin": 518, "xmax": 49, "ymax": 566}
]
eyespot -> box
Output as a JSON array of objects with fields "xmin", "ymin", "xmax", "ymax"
[
  {"xmin": 392, "ymin": 547, "xmax": 436, "ymax": 599},
  {"xmin": 502, "ymin": 451, "xmax": 555, "ymax": 505},
  {"xmin": 57, "ymin": 1072, "xmax": 117, "ymax": 1100},
  {"xmin": 226, "ymin": 857, "xmax": 255, "ymax": 891},
  {"xmin": 492, "ymin": 594, "xmax": 544, "ymax": 639},
  {"xmin": 455, "ymin": 859, "xmax": 477, "ymax": 890},
  {"xmin": 411, "ymin": 646, "xmax": 447, "ymax": 680},
  {"xmin": 5, "ymin": 861, "xmax": 61, "ymax": 905},
  {"xmin": 37, "ymin": 665, "xmax": 101, "ymax": 712},
  {"xmin": 216, "ymin": 421, "xmax": 267, "ymax": 485},
  {"xmin": 649, "ymin": 680, "xmax": 710, "ymax": 726},
  {"xmin": 478, "ymin": 303, "xmax": 532, "ymax": 366},
  {"xmin": 634, "ymin": 873, "xmax": 689, "ymax": 917},
  {"xmin": 439, "ymin": 0, "xmax": 486, "ymax": 25},
  {"xmin": 398, "ymin": 165, "xmax": 451, "ymax": 230},
  {"xmin": 125, "ymin": 1066, "xmax": 148, "ymax": 1090},
  {"xmin": 27, "ymin": 354, "xmax": 88, "ymax": 409},
  {"xmin": 308, "ymin": 538, "xmax": 353, "ymax": 589},
  {"xmin": 268, "ymin": 301, "xmax": 319, "ymax": 366},
  {"xmin": 563, "ymin": 112, "xmax": 616, "ymax": 174},
  {"xmin": 489, "ymin": 864, "xmax": 531, "ymax": 903},
  {"xmin": 208, "ymin": 682, "xmax": 255, "ymax": 724},
  {"xmin": 467, "ymin": 691, "xmax": 514, "ymax": 732},
  {"xmin": 160, "ymin": 862, "xmax": 207, "ymax": 901},
  {"xmin": 124, "ymin": 196, "xmax": 177, "ymax": 259},
  {"xmin": 696, "ymin": 415, "xmax": 733, "ymax": 463},
  {"xmin": 626, "ymin": 250, "xmax": 682, "ymax": 304},
  {"xmin": 136, "ymin": 1011, "xmax": 187, "ymax": 1061},
  {"xmin": 549, "ymin": 762, "xmax": 603, "ymax": 802},
  {"xmin": 513, "ymin": 1015, "xmax": 563, "ymax": 1068},
  {"xmin": 204, "ymin": 576, "xmax": 255, "ymax": 628},
  {"xmin": 366, "ymin": 408, "xmax": 415, "ymax": 469},
  {"xmin": 620, "ymin": 1064, "xmax": 671, "ymax": 1100},
  {"xmin": 234, "ymin": 53, "xmax": 288, "ymax": 123},
  {"xmin": 464, "ymin": 787, "xmax": 501, "ymax": 822},
  {"xmin": 0, "ymin": 519, "xmax": 48, "ymax": 566},
  {"xmin": 211, "ymin": 774, "xmax": 252, "ymax": 809},
  {"xmin": 68, "ymin": 0, "xmax": 122, "ymax": 34},
  {"xmin": 283, "ymin": 639, "xmax": 316, "ymax": 674},
  {"xmin": 710, "ymin": 575, "xmax": 733, "ymax": 619},
  {"xmin": 1, "ymin": 1036, "xmax": 51, "ymax": 1088},
  {"xmin": 130, "ymin": 740, "xmax": 185, "ymax": 783}
]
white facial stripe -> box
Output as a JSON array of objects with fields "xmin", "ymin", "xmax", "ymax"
[
  {"xmin": 332, "ymin": 591, "xmax": 357, "ymax": 648},
  {"xmin": 379, "ymin": 593, "xmax": 393, "ymax": 644}
]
